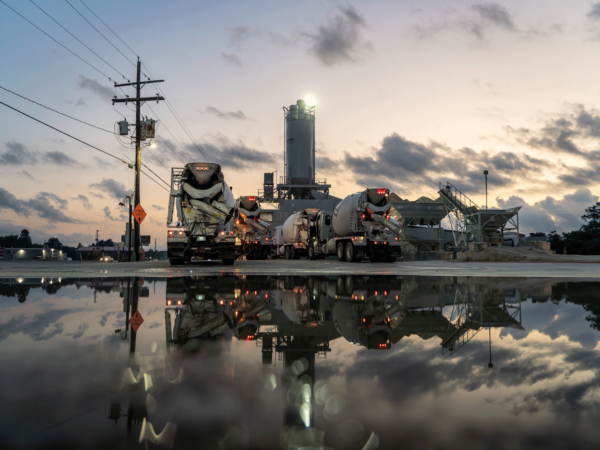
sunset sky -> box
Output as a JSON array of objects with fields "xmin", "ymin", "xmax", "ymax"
[{"xmin": 1, "ymin": 0, "xmax": 600, "ymax": 248}]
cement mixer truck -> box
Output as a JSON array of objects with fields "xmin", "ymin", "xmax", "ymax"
[
  {"xmin": 280, "ymin": 188, "xmax": 403, "ymax": 262},
  {"xmin": 233, "ymin": 196, "xmax": 272, "ymax": 260},
  {"xmin": 166, "ymin": 163, "xmax": 236, "ymax": 266}
]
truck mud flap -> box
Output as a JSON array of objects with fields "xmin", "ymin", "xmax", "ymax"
[{"xmin": 167, "ymin": 243, "xmax": 186, "ymax": 258}]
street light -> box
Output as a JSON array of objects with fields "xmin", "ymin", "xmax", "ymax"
[{"xmin": 483, "ymin": 170, "xmax": 489, "ymax": 210}]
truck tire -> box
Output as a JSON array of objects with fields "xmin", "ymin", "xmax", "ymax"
[
  {"xmin": 444, "ymin": 242, "xmax": 454, "ymax": 252},
  {"xmin": 308, "ymin": 243, "xmax": 317, "ymax": 260},
  {"xmin": 384, "ymin": 253, "xmax": 396, "ymax": 263},
  {"xmin": 345, "ymin": 242, "xmax": 359, "ymax": 263},
  {"xmin": 291, "ymin": 246, "xmax": 297, "ymax": 259},
  {"xmin": 337, "ymin": 242, "xmax": 345, "ymax": 261},
  {"xmin": 285, "ymin": 246, "xmax": 291, "ymax": 260},
  {"xmin": 222, "ymin": 258, "xmax": 235, "ymax": 266},
  {"xmin": 169, "ymin": 258, "xmax": 184, "ymax": 266}
]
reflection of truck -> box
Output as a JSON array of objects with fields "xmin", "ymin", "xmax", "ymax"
[
  {"xmin": 166, "ymin": 163, "xmax": 236, "ymax": 266},
  {"xmin": 233, "ymin": 196, "xmax": 271, "ymax": 260},
  {"xmin": 280, "ymin": 189, "xmax": 403, "ymax": 262}
]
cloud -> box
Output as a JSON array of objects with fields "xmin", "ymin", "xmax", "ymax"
[
  {"xmin": 0, "ymin": 189, "xmax": 83, "ymax": 223},
  {"xmin": 588, "ymin": 2, "xmax": 600, "ymax": 20},
  {"xmin": 72, "ymin": 194, "xmax": 92, "ymax": 210},
  {"xmin": 205, "ymin": 106, "xmax": 247, "ymax": 120},
  {"xmin": 471, "ymin": 2, "xmax": 515, "ymax": 31},
  {"xmin": 44, "ymin": 151, "xmax": 79, "ymax": 166},
  {"xmin": 76, "ymin": 75, "xmax": 113, "ymax": 100},
  {"xmin": 228, "ymin": 26, "xmax": 262, "ymax": 47},
  {"xmin": 17, "ymin": 170, "xmax": 35, "ymax": 181},
  {"xmin": 0, "ymin": 141, "xmax": 37, "ymax": 165},
  {"xmin": 103, "ymin": 206, "xmax": 126, "ymax": 222},
  {"xmin": 0, "ymin": 187, "xmax": 30, "ymax": 216},
  {"xmin": 497, "ymin": 188, "xmax": 599, "ymax": 233},
  {"xmin": 26, "ymin": 192, "xmax": 83, "ymax": 224},
  {"xmin": 89, "ymin": 192, "xmax": 105, "ymax": 199},
  {"xmin": 306, "ymin": 6, "xmax": 371, "ymax": 66},
  {"xmin": 221, "ymin": 53, "xmax": 245, "ymax": 67},
  {"xmin": 186, "ymin": 136, "xmax": 274, "ymax": 171},
  {"xmin": 409, "ymin": 2, "xmax": 558, "ymax": 42},
  {"xmin": 89, "ymin": 178, "xmax": 133, "ymax": 199},
  {"xmin": 152, "ymin": 204, "xmax": 165, "ymax": 211}
]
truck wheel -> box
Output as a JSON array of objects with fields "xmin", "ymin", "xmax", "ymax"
[
  {"xmin": 169, "ymin": 258, "xmax": 184, "ymax": 266},
  {"xmin": 285, "ymin": 246, "xmax": 291, "ymax": 260},
  {"xmin": 345, "ymin": 242, "xmax": 359, "ymax": 263},
  {"xmin": 222, "ymin": 258, "xmax": 235, "ymax": 266},
  {"xmin": 291, "ymin": 246, "xmax": 298, "ymax": 259},
  {"xmin": 337, "ymin": 243, "xmax": 345, "ymax": 261},
  {"xmin": 384, "ymin": 253, "xmax": 396, "ymax": 263},
  {"xmin": 308, "ymin": 244, "xmax": 317, "ymax": 260},
  {"xmin": 444, "ymin": 242, "xmax": 454, "ymax": 252}
]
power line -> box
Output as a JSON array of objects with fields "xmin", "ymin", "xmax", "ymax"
[
  {"xmin": 64, "ymin": 0, "xmax": 136, "ymax": 68},
  {"xmin": 0, "ymin": 100, "xmax": 131, "ymax": 166},
  {"xmin": 142, "ymin": 162, "xmax": 170, "ymax": 187},
  {"xmin": 78, "ymin": 0, "xmax": 138, "ymax": 59},
  {"xmin": 0, "ymin": 0, "xmax": 112, "ymax": 81},
  {"xmin": 146, "ymin": 104, "xmax": 193, "ymax": 160},
  {"xmin": 122, "ymin": 153, "xmax": 170, "ymax": 192},
  {"xmin": 28, "ymin": 0, "xmax": 130, "ymax": 82},
  {"xmin": 0, "ymin": 85, "xmax": 116, "ymax": 134},
  {"xmin": 155, "ymin": 134, "xmax": 185, "ymax": 164}
]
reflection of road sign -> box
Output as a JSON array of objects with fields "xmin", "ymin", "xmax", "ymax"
[
  {"xmin": 141, "ymin": 235, "xmax": 151, "ymax": 246},
  {"xmin": 129, "ymin": 310, "xmax": 144, "ymax": 332},
  {"xmin": 132, "ymin": 204, "xmax": 147, "ymax": 224}
]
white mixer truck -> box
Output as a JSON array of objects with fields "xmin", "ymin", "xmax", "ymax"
[
  {"xmin": 233, "ymin": 196, "xmax": 272, "ymax": 260},
  {"xmin": 280, "ymin": 188, "xmax": 403, "ymax": 262},
  {"xmin": 166, "ymin": 163, "xmax": 236, "ymax": 266}
]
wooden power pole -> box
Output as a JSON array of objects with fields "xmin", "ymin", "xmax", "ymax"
[{"xmin": 113, "ymin": 58, "xmax": 164, "ymax": 262}]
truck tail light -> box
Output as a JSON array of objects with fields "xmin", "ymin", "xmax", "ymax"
[
  {"xmin": 220, "ymin": 231, "xmax": 225, "ymax": 236},
  {"xmin": 179, "ymin": 231, "xmax": 183, "ymax": 235},
  {"xmin": 230, "ymin": 231, "xmax": 235, "ymax": 235},
  {"xmin": 395, "ymin": 236, "xmax": 399, "ymax": 241},
  {"xmin": 167, "ymin": 299, "xmax": 172, "ymax": 305},
  {"xmin": 168, "ymin": 231, "xmax": 173, "ymax": 236},
  {"xmin": 177, "ymin": 300, "xmax": 182, "ymax": 305},
  {"xmin": 361, "ymin": 214, "xmax": 365, "ymax": 219},
  {"xmin": 219, "ymin": 300, "xmax": 224, "ymax": 305}
]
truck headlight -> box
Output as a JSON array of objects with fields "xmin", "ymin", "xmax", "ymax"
[{"xmin": 197, "ymin": 236, "xmax": 206, "ymax": 242}]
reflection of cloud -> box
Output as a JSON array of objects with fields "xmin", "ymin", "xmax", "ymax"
[
  {"xmin": 0, "ymin": 310, "xmax": 73, "ymax": 342},
  {"xmin": 66, "ymin": 322, "xmax": 89, "ymax": 339}
]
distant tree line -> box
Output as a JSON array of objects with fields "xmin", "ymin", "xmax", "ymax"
[
  {"xmin": 541, "ymin": 202, "xmax": 600, "ymax": 255},
  {"xmin": 0, "ymin": 230, "xmax": 166, "ymax": 259}
]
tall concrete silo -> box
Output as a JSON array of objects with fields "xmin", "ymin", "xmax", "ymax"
[{"xmin": 285, "ymin": 99, "xmax": 315, "ymax": 186}]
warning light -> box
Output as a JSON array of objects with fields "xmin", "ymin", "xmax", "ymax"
[
  {"xmin": 246, "ymin": 290, "xmax": 249, "ymax": 295},
  {"xmin": 167, "ymin": 300, "xmax": 172, "ymax": 306},
  {"xmin": 265, "ymin": 294, "xmax": 268, "ymax": 298},
  {"xmin": 384, "ymin": 291, "xmax": 387, "ymax": 296},
  {"xmin": 254, "ymin": 291, "xmax": 257, "ymax": 295},
  {"xmin": 375, "ymin": 291, "xmax": 378, "ymax": 296},
  {"xmin": 377, "ymin": 189, "xmax": 387, "ymax": 195},
  {"xmin": 396, "ymin": 295, "xmax": 399, "ymax": 300},
  {"xmin": 362, "ymin": 318, "xmax": 366, "ymax": 323},
  {"xmin": 378, "ymin": 343, "xmax": 390, "ymax": 349},
  {"xmin": 361, "ymin": 214, "xmax": 365, "ymax": 219},
  {"xmin": 177, "ymin": 300, "xmax": 182, "ymax": 305},
  {"xmin": 236, "ymin": 220, "xmax": 240, "ymax": 224},
  {"xmin": 246, "ymin": 335, "xmax": 255, "ymax": 341},
  {"xmin": 248, "ymin": 196, "xmax": 256, "ymax": 201},
  {"xmin": 235, "ymin": 311, "xmax": 238, "ymax": 316}
]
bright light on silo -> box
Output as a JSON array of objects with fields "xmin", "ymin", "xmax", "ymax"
[{"xmin": 304, "ymin": 94, "xmax": 317, "ymax": 107}]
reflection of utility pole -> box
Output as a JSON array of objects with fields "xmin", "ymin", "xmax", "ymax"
[
  {"xmin": 488, "ymin": 327, "xmax": 493, "ymax": 368},
  {"xmin": 129, "ymin": 277, "xmax": 139, "ymax": 357},
  {"xmin": 94, "ymin": 290, "xmax": 97, "ymax": 303}
]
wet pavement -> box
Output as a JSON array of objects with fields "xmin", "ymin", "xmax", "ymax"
[
  {"xmin": 1, "ymin": 275, "xmax": 600, "ymax": 449},
  {"xmin": 1, "ymin": 258, "xmax": 600, "ymax": 278}
]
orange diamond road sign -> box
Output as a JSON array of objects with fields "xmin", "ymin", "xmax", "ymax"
[
  {"xmin": 129, "ymin": 310, "xmax": 144, "ymax": 332},
  {"xmin": 132, "ymin": 204, "xmax": 147, "ymax": 224}
]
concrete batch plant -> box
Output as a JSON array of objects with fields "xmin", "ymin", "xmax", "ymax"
[{"xmin": 256, "ymin": 98, "xmax": 522, "ymax": 253}]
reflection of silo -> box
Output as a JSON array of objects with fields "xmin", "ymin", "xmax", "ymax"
[{"xmin": 285, "ymin": 99, "xmax": 315, "ymax": 185}]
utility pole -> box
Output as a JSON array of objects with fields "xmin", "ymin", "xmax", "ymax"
[
  {"xmin": 483, "ymin": 170, "xmax": 489, "ymax": 210},
  {"xmin": 113, "ymin": 58, "xmax": 164, "ymax": 262},
  {"xmin": 95, "ymin": 230, "xmax": 99, "ymax": 243}
]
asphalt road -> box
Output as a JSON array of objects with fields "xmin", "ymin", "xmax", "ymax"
[{"xmin": 1, "ymin": 258, "xmax": 598, "ymax": 279}]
